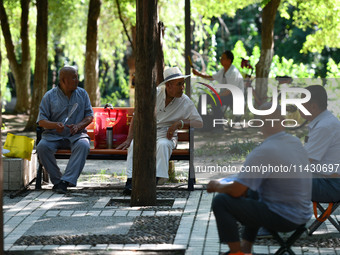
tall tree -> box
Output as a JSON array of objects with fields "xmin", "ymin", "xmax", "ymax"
[
  {"xmin": 85, "ymin": 0, "xmax": 101, "ymax": 106},
  {"xmin": 255, "ymin": 0, "xmax": 281, "ymax": 103},
  {"xmin": 24, "ymin": 0, "xmax": 48, "ymax": 131},
  {"xmin": 0, "ymin": 23, "xmax": 4, "ymax": 254},
  {"xmin": 0, "ymin": 0, "xmax": 31, "ymax": 113},
  {"xmin": 131, "ymin": 0, "xmax": 158, "ymax": 206}
]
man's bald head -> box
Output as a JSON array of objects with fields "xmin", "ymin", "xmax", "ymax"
[
  {"xmin": 58, "ymin": 66, "xmax": 79, "ymax": 97},
  {"xmin": 59, "ymin": 66, "xmax": 78, "ymax": 80}
]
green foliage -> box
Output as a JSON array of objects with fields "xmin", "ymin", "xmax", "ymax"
[
  {"xmin": 325, "ymin": 59, "xmax": 340, "ymax": 116},
  {"xmin": 99, "ymin": 0, "xmax": 129, "ymax": 65},
  {"xmin": 271, "ymin": 55, "xmax": 316, "ymax": 78},
  {"xmin": 115, "ymin": 62, "xmax": 129, "ymax": 97},
  {"xmin": 0, "ymin": 54, "xmax": 12, "ymax": 109},
  {"xmin": 192, "ymin": 0, "xmax": 261, "ymax": 18},
  {"xmin": 2, "ymin": 0, "xmax": 36, "ymax": 69},
  {"xmin": 205, "ymin": 22, "xmax": 219, "ymax": 74},
  {"xmin": 228, "ymin": 139, "xmax": 259, "ymax": 156},
  {"xmin": 280, "ymin": 0, "xmax": 340, "ymax": 53},
  {"xmin": 326, "ymin": 58, "xmax": 340, "ymax": 77},
  {"xmin": 159, "ymin": 0, "xmax": 185, "ymax": 68},
  {"xmin": 101, "ymin": 91, "xmax": 127, "ymax": 107},
  {"xmin": 51, "ymin": 0, "xmax": 88, "ymax": 78}
]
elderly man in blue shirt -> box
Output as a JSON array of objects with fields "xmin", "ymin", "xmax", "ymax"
[{"xmin": 37, "ymin": 66, "xmax": 93, "ymax": 194}]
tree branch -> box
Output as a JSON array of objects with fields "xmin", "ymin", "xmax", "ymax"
[{"xmin": 115, "ymin": 0, "xmax": 134, "ymax": 52}]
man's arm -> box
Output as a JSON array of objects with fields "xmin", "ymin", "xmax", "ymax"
[
  {"xmin": 116, "ymin": 116, "xmax": 134, "ymax": 150},
  {"xmin": 192, "ymin": 68, "xmax": 214, "ymax": 81},
  {"xmin": 166, "ymin": 119, "xmax": 203, "ymax": 140},
  {"xmin": 220, "ymin": 90, "xmax": 231, "ymax": 97},
  {"xmin": 207, "ymin": 180, "xmax": 248, "ymax": 198},
  {"xmin": 66, "ymin": 116, "xmax": 93, "ymax": 135},
  {"xmin": 38, "ymin": 119, "xmax": 65, "ymax": 133}
]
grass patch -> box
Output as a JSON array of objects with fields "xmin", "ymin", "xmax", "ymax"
[{"xmin": 228, "ymin": 139, "xmax": 259, "ymax": 156}]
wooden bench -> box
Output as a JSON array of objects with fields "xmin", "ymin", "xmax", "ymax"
[{"xmin": 35, "ymin": 107, "xmax": 196, "ymax": 190}]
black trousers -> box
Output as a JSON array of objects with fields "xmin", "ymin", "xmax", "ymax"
[{"xmin": 212, "ymin": 193, "xmax": 299, "ymax": 243}]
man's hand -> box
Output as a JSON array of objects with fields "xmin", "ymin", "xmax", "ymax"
[
  {"xmin": 207, "ymin": 180, "xmax": 248, "ymax": 197},
  {"xmin": 167, "ymin": 121, "xmax": 182, "ymax": 140},
  {"xmin": 55, "ymin": 122, "xmax": 65, "ymax": 133},
  {"xmin": 192, "ymin": 68, "xmax": 200, "ymax": 76},
  {"xmin": 66, "ymin": 124, "xmax": 80, "ymax": 135},
  {"xmin": 220, "ymin": 90, "xmax": 231, "ymax": 97},
  {"xmin": 207, "ymin": 180, "xmax": 221, "ymax": 193},
  {"xmin": 116, "ymin": 138, "xmax": 132, "ymax": 150}
]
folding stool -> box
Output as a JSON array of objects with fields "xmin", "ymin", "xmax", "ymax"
[
  {"xmin": 268, "ymin": 224, "xmax": 306, "ymax": 255},
  {"xmin": 308, "ymin": 201, "xmax": 340, "ymax": 235}
]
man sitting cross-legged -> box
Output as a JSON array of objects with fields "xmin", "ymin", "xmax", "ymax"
[{"xmin": 117, "ymin": 67, "xmax": 203, "ymax": 195}]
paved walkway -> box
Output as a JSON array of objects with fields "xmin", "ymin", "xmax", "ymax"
[{"xmin": 3, "ymin": 187, "xmax": 340, "ymax": 254}]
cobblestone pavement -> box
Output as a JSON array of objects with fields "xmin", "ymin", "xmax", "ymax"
[{"xmin": 3, "ymin": 187, "xmax": 340, "ymax": 254}]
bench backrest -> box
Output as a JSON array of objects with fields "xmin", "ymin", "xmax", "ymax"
[{"xmin": 88, "ymin": 107, "xmax": 189, "ymax": 148}]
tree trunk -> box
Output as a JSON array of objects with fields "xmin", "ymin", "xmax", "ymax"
[
  {"xmin": 84, "ymin": 0, "xmax": 101, "ymax": 107},
  {"xmin": 0, "ymin": 0, "xmax": 31, "ymax": 113},
  {"xmin": 131, "ymin": 0, "xmax": 158, "ymax": 206},
  {"xmin": 0, "ymin": 27, "xmax": 4, "ymax": 254},
  {"xmin": 25, "ymin": 0, "xmax": 48, "ymax": 131},
  {"xmin": 255, "ymin": 0, "xmax": 281, "ymax": 105},
  {"xmin": 155, "ymin": 21, "xmax": 164, "ymax": 85}
]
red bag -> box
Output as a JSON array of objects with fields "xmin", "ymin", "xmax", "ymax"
[{"xmin": 93, "ymin": 107, "xmax": 129, "ymax": 149}]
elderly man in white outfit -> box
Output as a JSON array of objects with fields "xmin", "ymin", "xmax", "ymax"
[
  {"xmin": 192, "ymin": 50, "xmax": 244, "ymax": 121},
  {"xmin": 117, "ymin": 67, "xmax": 203, "ymax": 195}
]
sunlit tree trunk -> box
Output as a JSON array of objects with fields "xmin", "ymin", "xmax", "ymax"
[
  {"xmin": 255, "ymin": 0, "xmax": 281, "ymax": 105},
  {"xmin": 0, "ymin": 0, "xmax": 31, "ymax": 113},
  {"xmin": 25, "ymin": 0, "xmax": 48, "ymax": 131},
  {"xmin": 84, "ymin": 0, "xmax": 101, "ymax": 106},
  {"xmin": 131, "ymin": 0, "xmax": 158, "ymax": 206}
]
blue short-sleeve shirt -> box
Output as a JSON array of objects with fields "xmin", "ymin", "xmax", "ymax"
[
  {"xmin": 37, "ymin": 86, "xmax": 93, "ymax": 143},
  {"xmin": 235, "ymin": 132, "xmax": 312, "ymax": 225}
]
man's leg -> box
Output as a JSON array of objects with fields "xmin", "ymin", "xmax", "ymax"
[
  {"xmin": 126, "ymin": 140, "xmax": 134, "ymax": 179},
  {"xmin": 221, "ymin": 94, "xmax": 233, "ymax": 112},
  {"xmin": 212, "ymin": 193, "xmax": 299, "ymax": 253},
  {"xmin": 156, "ymin": 138, "xmax": 175, "ymax": 178},
  {"xmin": 312, "ymin": 177, "xmax": 340, "ymax": 202},
  {"xmin": 123, "ymin": 140, "xmax": 134, "ymax": 194},
  {"xmin": 36, "ymin": 139, "xmax": 63, "ymax": 185},
  {"xmin": 62, "ymin": 138, "xmax": 90, "ymax": 186}
]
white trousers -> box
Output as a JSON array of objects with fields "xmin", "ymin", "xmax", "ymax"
[{"xmin": 126, "ymin": 137, "xmax": 176, "ymax": 178}]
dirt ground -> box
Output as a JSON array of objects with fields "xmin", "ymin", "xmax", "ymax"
[{"xmin": 1, "ymin": 114, "xmax": 35, "ymax": 143}]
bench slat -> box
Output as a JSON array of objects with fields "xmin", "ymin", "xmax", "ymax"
[
  {"xmin": 177, "ymin": 131, "xmax": 189, "ymax": 142},
  {"xmin": 55, "ymin": 148, "xmax": 189, "ymax": 156}
]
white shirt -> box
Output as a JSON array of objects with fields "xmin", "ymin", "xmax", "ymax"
[
  {"xmin": 212, "ymin": 65, "xmax": 244, "ymax": 93},
  {"xmin": 156, "ymin": 85, "xmax": 202, "ymax": 138},
  {"xmin": 305, "ymin": 110, "xmax": 340, "ymax": 174}
]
